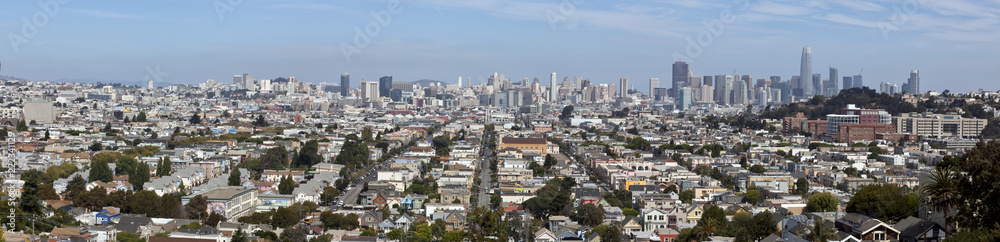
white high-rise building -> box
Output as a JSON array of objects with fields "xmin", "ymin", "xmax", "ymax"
[
  {"xmin": 549, "ymin": 72, "xmax": 558, "ymax": 102},
  {"xmin": 148, "ymin": 80, "xmax": 154, "ymax": 89},
  {"xmin": 360, "ymin": 80, "xmax": 379, "ymax": 102},
  {"xmin": 260, "ymin": 79, "xmax": 272, "ymax": 92},
  {"xmin": 649, "ymin": 78, "xmax": 659, "ymax": 96}
]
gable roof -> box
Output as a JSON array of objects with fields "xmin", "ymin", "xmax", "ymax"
[{"xmin": 858, "ymin": 219, "xmax": 900, "ymax": 234}]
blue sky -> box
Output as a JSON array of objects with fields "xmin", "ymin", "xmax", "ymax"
[{"xmin": 0, "ymin": 0, "xmax": 998, "ymax": 93}]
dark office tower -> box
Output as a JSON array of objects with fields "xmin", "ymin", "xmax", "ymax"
[
  {"xmin": 340, "ymin": 73, "xmax": 350, "ymax": 97},
  {"xmin": 770, "ymin": 76, "xmax": 781, "ymax": 84},
  {"xmin": 800, "ymin": 47, "xmax": 813, "ymax": 96},
  {"xmin": 829, "ymin": 67, "xmax": 839, "ymax": 95},
  {"xmin": 791, "ymin": 76, "xmax": 803, "ymax": 97},
  {"xmin": 379, "ymin": 76, "xmax": 393, "ymax": 97},
  {"xmin": 812, "ymin": 74, "xmax": 822, "ymax": 96},
  {"xmin": 843, "ymin": 77, "xmax": 853, "ymax": 90},
  {"xmin": 672, "ymin": 61, "xmax": 689, "ymax": 97},
  {"xmin": 581, "ymin": 79, "xmax": 591, "ymax": 89},
  {"xmin": 907, "ymin": 70, "xmax": 920, "ymax": 94},
  {"xmin": 703, "ymin": 76, "xmax": 713, "ymax": 86},
  {"xmin": 714, "ymin": 75, "xmax": 726, "ymax": 103},
  {"xmin": 853, "ymin": 75, "xmax": 863, "ymax": 88}
]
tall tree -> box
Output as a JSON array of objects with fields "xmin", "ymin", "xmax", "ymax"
[
  {"xmin": 185, "ymin": 195, "xmax": 208, "ymax": 220},
  {"xmin": 89, "ymin": 161, "xmax": 114, "ymax": 182},
  {"xmin": 922, "ymin": 165, "xmax": 960, "ymax": 234},
  {"xmin": 571, "ymin": 203, "xmax": 605, "ymax": 226},
  {"xmin": 228, "ymin": 167, "xmax": 242, "ymax": 186},
  {"xmin": 279, "ymin": 175, "xmax": 295, "ymax": 194},
  {"xmin": 129, "ymin": 161, "xmax": 151, "ymax": 190},
  {"xmin": 19, "ymin": 170, "xmax": 44, "ymax": 214}
]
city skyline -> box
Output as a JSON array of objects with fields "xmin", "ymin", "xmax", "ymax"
[{"xmin": 0, "ymin": 1, "xmax": 998, "ymax": 92}]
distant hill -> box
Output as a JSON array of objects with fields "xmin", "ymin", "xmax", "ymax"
[
  {"xmin": 411, "ymin": 79, "xmax": 447, "ymax": 87},
  {"xmin": 0, "ymin": 75, "xmax": 27, "ymax": 81}
]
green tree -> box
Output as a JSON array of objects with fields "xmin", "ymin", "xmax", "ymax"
[
  {"xmin": 744, "ymin": 189, "xmax": 763, "ymax": 204},
  {"xmin": 279, "ymin": 175, "xmax": 295, "ymax": 194},
  {"xmin": 846, "ymin": 184, "xmax": 917, "ymax": 222},
  {"xmin": 117, "ymin": 232, "xmax": 145, "ymax": 242},
  {"xmin": 750, "ymin": 164, "xmax": 765, "ymax": 173},
  {"xmin": 185, "ymin": 195, "xmax": 209, "ymax": 220},
  {"xmin": 664, "ymin": 184, "xmax": 678, "ymax": 194},
  {"xmin": 570, "ymin": 203, "xmax": 605, "ymax": 226},
  {"xmin": 442, "ymin": 230, "xmax": 466, "ymax": 242},
  {"xmin": 591, "ymin": 223, "xmax": 622, "ymax": 242},
  {"xmin": 129, "ymin": 161, "xmax": 151, "ymax": 190},
  {"xmin": 543, "ymin": 154, "xmax": 556, "ymax": 169},
  {"xmin": 622, "ymin": 208, "xmax": 639, "ymax": 217},
  {"xmin": 228, "ymin": 167, "xmax": 242, "ymax": 186},
  {"xmin": 321, "ymin": 186, "xmax": 339, "ymax": 206},
  {"xmin": 231, "ymin": 227, "xmax": 247, "ymax": 242},
  {"xmin": 679, "ymin": 190, "xmax": 695, "ymax": 203},
  {"xmin": 19, "ymin": 169, "xmax": 44, "ymax": 214},
  {"xmin": 271, "ymin": 207, "xmax": 298, "ymax": 228},
  {"xmin": 16, "ymin": 120, "xmax": 28, "ymax": 132},
  {"xmin": 189, "ymin": 111, "xmax": 202, "ymax": 124},
  {"xmin": 806, "ymin": 218, "xmax": 836, "ymax": 242},
  {"xmin": 951, "ymin": 140, "xmax": 1000, "ymax": 230},
  {"xmin": 89, "ymin": 160, "xmax": 113, "ymax": 182},
  {"xmin": 205, "ymin": 211, "xmax": 226, "ymax": 227},
  {"xmin": 806, "ymin": 192, "xmax": 838, "ymax": 213},
  {"xmin": 795, "ymin": 178, "xmax": 810, "ymax": 196}
]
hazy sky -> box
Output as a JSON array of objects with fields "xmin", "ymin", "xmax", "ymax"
[{"xmin": 0, "ymin": 0, "xmax": 998, "ymax": 92}]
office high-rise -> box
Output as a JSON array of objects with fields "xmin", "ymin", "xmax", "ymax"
[
  {"xmin": 672, "ymin": 61, "xmax": 689, "ymax": 97},
  {"xmin": 800, "ymin": 47, "xmax": 813, "ymax": 97},
  {"xmin": 907, "ymin": 70, "xmax": 920, "ymax": 94},
  {"xmin": 620, "ymin": 78, "xmax": 629, "ymax": 97},
  {"xmin": 853, "ymin": 75, "xmax": 863, "ymax": 88},
  {"xmin": 678, "ymin": 87, "xmax": 693, "ymax": 110},
  {"xmin": 703, "ymin": 76, "xmax": 713, "ymax": 86},
  {"xmin": 340, "ymin": 73, "xmax": 350, "ymax": 97},
  {"xmin": 649, "ymin": 78, "xmax": 659, "ymax": 96},
  {"xmin": 812, "ymin": 74, "xmax": 822, "ymax": 96},
  {"xmin": 829, "ymin": 67, "xmax": 839, "ymax": 95},
  {"xmin": 550, "ymin": 72, "xmax": 558, "ymax": 102},
  {"xmin": 843, "ymin": 76, "xmax": 853, "ymax": 90},
  {"xmin": 379, "ymin": 76, "xmax": 393, "ymax": 97}
]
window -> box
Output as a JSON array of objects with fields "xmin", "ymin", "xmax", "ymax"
[{"xmin": 872, "ymin": 231, "xmax": 885, "ymax": 240}]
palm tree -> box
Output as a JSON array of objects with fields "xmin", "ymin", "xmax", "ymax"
[
  {"xmin": 694, "ymin": 218, "xmax": 720, "ymax": 241},
  {"xmin": 806, "ymin": 218, "xmax": 835, "ymax": 242},
  {"xmin": 922, "ymin": 165, "xmax": 960, "ymax": 234}
]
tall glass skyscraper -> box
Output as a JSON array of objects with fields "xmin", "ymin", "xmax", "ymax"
[
  {"xmin": 340, "ymin": 73, "xmax": 350, "ymax": 97},
  {"xmin": 379, "ymin": 76, "xmax": 393, "ymax": 97},
  {"xmin": 672, "ymin": 61, "xmax": 689, "ymax": 98},
  {"xmin": 800, "ymin": 47, "xmax": 813, "ymax": 97},
  {"xmin": 907, "ymin": 70, "xmax": 920, "ymax": 94}
]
